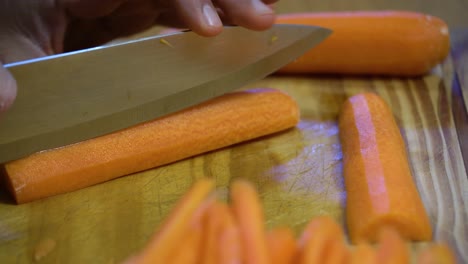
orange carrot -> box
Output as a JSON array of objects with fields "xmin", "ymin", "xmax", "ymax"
[
  {"xmin": 297, "ymin": 216, "xmax": 346, "ymax": 264},
  {"xmin": 350, "ymin": 244, "xmax": 377, "ymax": 264},
  {"xmin": 217, "ymin": 203, "xmax": 242, "ymax": 264},
  {"xmin": 266, "ymin": 227, "xmax": 297, "ymax": 264},
  {"xmin": 417, "ymin": 243, "xmax": 457, "ymax": 264},
  {"xmin": 230, "ymin": 179, "xmax": 270, "ymax": 264},
  {"xmin": 125, "ymin": 178, "xmax": 214, "ymax": 264},
  {"xmin": 375, "ymin": 227, "xmax": 410, "ymax": 264},
  {"xmin": 201, "ymin": 201, "xmax": 231, "ymax": 264},
  {"xmin": 3, "ymin": 88, "xmax": 300, "ymax": 204},
  {"xmin": 338, "ymin": 93, "xmax": 432, "ymax": 243},
  {"xmin": 275, "ymin": 11, "xmax": 450, "ymax": 76}
]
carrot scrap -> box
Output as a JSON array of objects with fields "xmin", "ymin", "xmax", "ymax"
[
  {"xmin": 417, "ymin": 243, "xmax": 457, "ymax": 264},
  {"xmin": 124, "ymin": 178, "xmax": 214, "ymax": 264},
  {"xmin": 275, "ymin": 11, "xmax": 450, "ymax": 76},
  {"xmin": 375, "ymin": 227, "xmax": 411, "ymax": 264},
  {"xmin": 3, "ymin": 88, "xmax": 300, "ymax": 204},
  {"xmin": 266, "ymin": 227, "xmax": 297, "ymax": 264},
  {"xmin": 230, "ymin": 179, "xmax": 270, "ymax": 264},
  {"xmin": 338, "ymin": 92, "xmax": 432, "ymax": 243}
]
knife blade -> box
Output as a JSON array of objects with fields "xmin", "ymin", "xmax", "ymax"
[{"xmin": 0, "ymin": 24, "xmax": 331, "ymax": 163}]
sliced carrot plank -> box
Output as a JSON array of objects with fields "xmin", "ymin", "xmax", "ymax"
[
  {"xmin": 4, "ymin": 88, "xmax": 300, "ymax": 204},
  {"xmin": 417, "ymin": 243, "xmax": 457, "ymax": 264},
  {"xmin": 350, "ymin": 243, "xmax": 377, "ymax": 264},
  {"xmin": 266, "ymin": 227, "xmax": 297, "ymax": 264},
  {"xmin": 338, "ymin": 92, "xmax": 432, "ymax": 243},
  {"xmin": 297, "ymin": 216, "xmax": 346, "ymax": 264},
  {"xmin": 124, "ymin": 178, "xmax": 214, "ymax": 264},
  {"xmin": 275, "ymin": 11, "xmax": 450, "ymax": 76},
  {"xmin": 230, "ymin": 179, "xmax": 270, "ymax": 264},
  {"xmin": 375, "ymin": 227, "xmax": 411, "ymax": 264}
]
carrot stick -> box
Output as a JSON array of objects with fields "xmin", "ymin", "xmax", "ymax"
[
  {"xmin": 125, "ymin": 178, "xmax": 214, "ymax": 264},
  {"xmin": 350, "ymin": 244, "xmax": 377, "ymax": 264},
  {"xmin": 417, "ymin": 243, "xmax": 457, "ymax": 264},
  {"xmin": 217, "ymin": 203, "xmax": 242, "ymax": 264},
  {"xmin": 297, "ymin": 216, "xmax": 346, "ymax": 264},
  {"xmin": 201, "ymin": 201, "xmax": 231, "ymax": 264},
  {"xmin": 338, "ymin": 92, "xmax": 432, "ymax": 243},
  {"xmin": 3, "ymin": 88, "xmax": 300, "ymax": 204},
  {"xmin": 230, "ymin": 179, "xmax": 270, "ymax": 264},
  {"xmin": 275, "ymin": 11, "xmax": 450, "ymax": 76},
  {"xmin": 375, "ymin": 227, "xmax": 410, "ymax": 264},
  {"xmin": 266, "ymin": 227, "xmax": 297, "ymax": 264}
]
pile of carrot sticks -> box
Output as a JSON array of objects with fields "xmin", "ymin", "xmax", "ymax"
[{"xmin": 122, "ymin": 178, "xmax": 456, "ymax": 264}]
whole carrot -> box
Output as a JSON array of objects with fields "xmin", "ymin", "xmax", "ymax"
[
  {"xmin": 275, "ymin": 11, "xmax": 450, "ymax": 76},
  {"xmin": 338, "ymin": 93, "xmax": 432, "ymax": 243},
  {"xmin": 230, "ymin": 179, "xmax": 270, "ymax": 264},
  {"xmin": 3, "ymin": 88, "xmax": 300, "ymax": 204}
]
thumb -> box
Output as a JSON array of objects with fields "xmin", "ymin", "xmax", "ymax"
[{"xmin": 0, "ymin": 61, "xmax": 17, "ymax": 115}]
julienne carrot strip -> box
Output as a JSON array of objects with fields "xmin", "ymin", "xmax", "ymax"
[
  {"xmin": 338, "ymin": 92, "xmax": 432, "ymax": 243},
  {"xmin": 297, "ymin": 216, "xmax": 346, "ymax": 264},
  {"xmin": 275, "ymin": 11, "xmax": 450, "ymax": 76},
  {"xmin": 123, "ymin": 178, "xmax": 214, "ymax": 264},
  {"xmin": 201, "ymin": 200, "xmax": 230, "ymax": 264},
  {"xmin": 375, "ymin": 227, "xmax": 411, "ymax": 264},
  {"xmin": 350, "ymin": 244, "xmax": 377, "ymax": 264},
  {"xmin": 417, "ymin": 243, "xmax": 457, "ymax": 264},
  {"xmin": 3, "ymin": 88, "xmax": 300, "ymax": 204},
  {"xmin": 230, "ymin": 179, "xmax": 270, "ymax": 264},
  {"xmin": 217, "ymin": 204, "xmax": 242, "ymax": 264},
  {"xmin": 266, "ymin": 227, "xmax": 297, "ymax": 264}
]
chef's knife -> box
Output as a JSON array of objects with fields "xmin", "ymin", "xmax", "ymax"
[{"xmin": 0, "ymin": 24, "xmax": 331, "ymax": 163}]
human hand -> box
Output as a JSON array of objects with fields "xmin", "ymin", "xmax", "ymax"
[{"xmin": 0, "ymin": 0, "xmax": 278, "ymax": 114}]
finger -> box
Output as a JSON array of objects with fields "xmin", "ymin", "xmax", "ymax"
[
  {"xmin": 64, "ymin": 0, "xmax": 125, "ymax": 18},
  {"xmin": 215, "ymin": 0, "xmax": 275, "ymax": 31},
  {"xmin": 0, "ymin": 61, "xmax": 17, "ymax": 116},
  {"xmin": 171, "ymin": 0, "xmax": 223, "ymax": 37}
]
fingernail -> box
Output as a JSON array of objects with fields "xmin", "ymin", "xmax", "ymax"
[
  {"xmin": 203, "ymin": 4, "xmax": 222, "ymax": 28},
  {"xmin": 252, "ymin": 0, "xmax": 274, "ymax": 15}
]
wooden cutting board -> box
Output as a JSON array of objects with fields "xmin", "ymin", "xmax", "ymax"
[{"xmin": 1, "ymin": 35, "xmax": 467, "ymax": 264}]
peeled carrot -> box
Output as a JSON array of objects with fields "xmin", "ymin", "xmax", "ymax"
[
  {"xmin": 3, "ymin": 88, "xmax": 300, "ymax": 204},
  {"xmin": 230, "ymin": 179, "xmax": 270, "ymax": 264},
  {"xmin": 275, "ymin": 11, "xmax": 450, "ymax": 76},
  {"xmin": 266, "ymin": 227, "xmax": 297, "ymax": 264},
  {"xmin": 297, "ymin": 216, "xmax": 346, "ymax": 264},
  {"xmin": 125, "ymin": 178, "xmax": 214, "ymax": 264},
  {"xmin": 350, "ymin": 244, "xmax": 377, "ymax": 264},
  {"xmin": 417, "ymin": 243, "xmax": 457, "ymax": 264},
  {"xmin": 375, "ymin": 227, "xmax": 410, "ymax": 264},
  {"xmin": 338, "ymin": 92, "xmax": 432, "ymax": 243}
]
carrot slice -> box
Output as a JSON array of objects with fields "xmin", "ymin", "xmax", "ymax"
[
  {"xmin": 230, "ymin": 179, "xmax": 270, "ymax": 264},
  {"xmin": 3, "ymin": 88, "xmax": 300, "ymax": 204},
  {"xmin": 417, "ymin": 243, "xmax": 457, "ymax": 264},
  {"xmin": 350, "ymin": 243, "xmax": 377, "ymax": 264},
  {"xmin": 297, "ymin": 216, "xmax": 346, "ymax": 264},
  {"xmin": 275, "ymin": 11, "xmax": 450, "ymax": 76},
  {"xmin": 266, "ymin": 227, "xmax": 297, "ymax": 264},
  {"xmin": 338, "ymin": 93, "xmax": 432, "ymax": 243},
  {"xmin": 125, "ymin": 178, "xmax": 214, "ymax": 264},
  {"xmin": 375, "ymin": 227, "xmax": 410, "ymax": 264}
]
